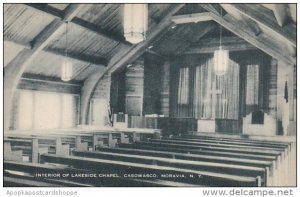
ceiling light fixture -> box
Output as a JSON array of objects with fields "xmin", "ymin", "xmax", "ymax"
[
  {"xmin": 214, "ymin": 8, "xmax": 229, "ymax": 76},
  {"xmin": 61, "ymin": 21, "xmax": 73, "ymax": 81},
  {"xmin": 124, "ymin": 4, "xmax": 148, "ymax": 44}
]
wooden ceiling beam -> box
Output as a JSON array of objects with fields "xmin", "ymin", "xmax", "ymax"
[
  {"xmin": 239, "ymin": 15, "xmax": 262, "ymax": 36},
  {"xmin": 46, "ymin": 47, "xmax": 108, "ymax": 66},
  {"xmin": 288, "ymin": 4, "xmax": 296, "ymax": 23},
  {"xmin": 183, "ymin": 36, "xmax": 256, "ymax": 54},
  {"xmin": 71, "ymin": 17, "xmax": 131, "ymax": 46},
  {"xmin": 200, "ymin": 4, "xmax": 222, "ymax": 16},
  {"xmin": 24, "ymin": 3, "xmax": 63, "ymax": 18},
  {"xmin": 224, "ymin": 4, "xmax": 296, "ymax": 47},
  {"xmin": 207, "ymin": 12, "xmax": 295, "ymax": 65},
  {"xmin": 220, "ymin": 4, "xmax": 261, "ymax": 36},
  {"xmin": 4, "ymin": 37, "xmax": 32, "ymax": 49},
  {"xmin": 21, "ymin": 73, "xmax": 83, "ymax": 86},
  {"xmin": 80, "ymin": 3, "xmax": 186, "ymax": 124},
  {"xmin": 25, "ymin": 4, "xmax": 131, "ymax": 46},
  {"xmin": 171, "ymin": 12, "xmax": 213, "ymax": 24},
  {"xmin": 4, "ymin": 37, "xmax": 107, "ymax": 66},
  {"xmin": 4, "ymin": 4, "xmax": 85, "ymax": 130},
  {"xmin": 174, "ymin": 22, "xmax": 216, "ymax": 54},
  {"xmin": 272, "ymin": 4, "xmax": 289, "ymax": 27}
]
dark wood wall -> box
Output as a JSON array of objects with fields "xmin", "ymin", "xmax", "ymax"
[
  {"xmin": 111, "ymin": 70, "xmax": 126, "ymax": 114},
  {"xmin": 111, "ymin": 53, "xmax": 163, "ymax": 116},
  {"xmin": 143, "ymin": 53, "xmax": 163, "ymax": 115},
  {"xmin": 160, "ymin": 59, "xmax": 171, "ymax": 117}
]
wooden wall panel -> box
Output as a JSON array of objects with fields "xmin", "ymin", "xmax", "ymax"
[
  {"xmin": 92, "ymin": 73, "xmax": 111, "ymax": 100},
  {"xmin": 128, "ymin": 116, "xmax": 197, "ymax": 137},
  {"xmin": 215, "ymin": 119, "xmax": 243, "ymax": 134},
  {"xmin": 160, "ymin": 59, "xmax": 170, "ymax": 117},
  {"xmin": 110, "ymin": 71, "xmax": 125, "ymax": 113},
  {"xmin": 143, "ymin": 53, "xmax": 162, "ymax": 115},
  {"xmin": 125, "ymin": 60, "xmax": 144, "ymax": 116}
]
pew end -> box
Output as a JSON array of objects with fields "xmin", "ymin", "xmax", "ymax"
[
  {"xmin": 75, "ymin": 136, "xmax": 89, "ymax": 151},
  {"xmin": 4, "ymin": 142, "xmax": 23, "ymax": 162}
]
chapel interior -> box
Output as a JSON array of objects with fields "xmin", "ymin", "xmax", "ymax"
[{"xmin": 3, "ymin": 3, "xmax": 297, "ymax": 187}]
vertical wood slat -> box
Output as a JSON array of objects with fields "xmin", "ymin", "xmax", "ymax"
[
  {"xmin": 268, "ymin": 59, "xmax": 278, "ymax": 118},
  {"xmin": 160, "ymin": 59, "xmax": 171, "ymax": 117}
]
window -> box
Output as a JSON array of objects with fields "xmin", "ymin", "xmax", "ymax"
[
  {"xmin": 18, "ymin": 91, "xmax": 34, "ymax": 130},
  {"xmin": 16, "ymin": 90, "xmax": 79, "ymax": 130}
]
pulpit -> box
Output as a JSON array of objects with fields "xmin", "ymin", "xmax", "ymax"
[
  {"xmin": 243, "ymin": 111, "xmax": 277, "ymax": 136},
  {"xmin": 113, "ymin": 113, "xmax": 128, "ymax": 129}
]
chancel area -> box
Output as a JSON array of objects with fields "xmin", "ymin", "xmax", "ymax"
[{"xmin": 3, "ymin": 3, "xmax": 297, "ymax": 187}]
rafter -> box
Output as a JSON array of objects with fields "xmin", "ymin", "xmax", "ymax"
[
  {"xmin": 46, "ymin": 48, "xmax": 108, "ymax": 66},
  {"xmin": 224, "ymin": 4, "xmax": 296, "ymax": 47},
  {"xmin": 80, "ymin": 4, "xmax": 186, "ymax": 124},
  {"xmin": 272, "ymin": 4, "xmax": 289, "ymax": 27},
  {"xmin": 207, "ymin": 12, "xmax": 295, "ymax": 65},
  {"xmin": 4, "ymin": 4, "xmax": 85, "ymax": 130},
  {"xmin": 171, "ymin": 12, "xmax": 212, "ymax": 24},
  {"xmin": 25, "ymin": 4, "xmax": 131, "ymax": 46},
  {"xmin": 19, "ymin": 73, "xmax": 83, "ymax": 94},
  {"xmin": 4, "ymin": 37, "xmax": 107, "ymax": 66},
  {"xmin": 239, "ymin": 15, "xmax": 262, "ymax": 36},
  {"xmin": 220, "ymin": 4, "xmax": 261, "ymax": 36},
  {"xmin": 21, "ymin": 73, "xmax": 83, "ymax": 86},
  {"xmin": 288, "ymin": 4, "xmax": 296, "ymax": 23},
  {"xmin": 4, "ymin": 37, "xmax": 32, "ymax": 49},
  {"xmin": 174, "ymin": 22, "xmax": 216, "ymax": 54},
  {"xmin": 200, "ymin": 4, "xmax": 222, "ymax": 16},
  {"xmin": 182, "ymin": 36, "xmax": 256, "ymax": 54}
]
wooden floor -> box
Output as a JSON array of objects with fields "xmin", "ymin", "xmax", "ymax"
[{"xmin": 4, "ymin": 130, "xmax": 296, "ymax": 187}]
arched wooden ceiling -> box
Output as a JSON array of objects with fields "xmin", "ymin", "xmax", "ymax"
[{"xmin": 3, "ymin": 3, "xmax": 297, "ymax": 127}]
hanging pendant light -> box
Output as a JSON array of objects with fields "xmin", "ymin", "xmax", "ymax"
[
  {"xmin": 61, "ymin": 21, "xmax": 73, "ymax": 81},
  {"xmin": 123, "ymin": 4, "xmax": 148, "ymax": 44},
  {"xmin": 214, "ymin": 8, "xmax": 229, "ymax": 76}
]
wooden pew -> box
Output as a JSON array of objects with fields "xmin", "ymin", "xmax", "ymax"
[
  {"xmin": 4, "ymin": 138, "xmax": 48, "ymax": 163},
  {"xmin": 129, "ymin": 135, "xmax": 291, "ymax": 186},
  {"xmin": 119, "ymin": 142, "xmax": 276, "ymax": 161},
  {"xmin": 4, "ymin": 161, "xmax": 196, "ymax": 187},
  {"xmin": 118, "ymin": 141, "xmax": 280, "ymax": 186},
  {"xmin": 72, "ymin": 150, "xmax": 267, "ymax": 185},
  {"xmin": 150, "ymin": 138, "xmax": 288, "ymax": 184},
  {"xmin": 4, "ymin": 161, "xmax": 94, "ymax": 187},
  {"xmin": 114, "ymin": 128, "xmax": 161, "ymax": 142},
  {"xmin": 132, "ymin": 141, "xmax": 281, "ymax": 157},
  {"xmin": 163, "ymin": 137, "xmax": 288, "ymax": 150},
  {"xmin": 97, "ymin": 147, "xmax": 273, "ymax": 168},
  {"xmin": 40, "ymin": 154, "xmax": 261, "ymax": 186},
  {"xmin": 4, "ymin": 134, "xmax": 70, "ymax": 162},
  {"xmin": 96, "ymin": 146, "xmax": 275, "ymax": 186},
  {"xmin": 4, "ymin": 127, "xmax": 161, "ymax": 150},
  {"xmin": 182, "ymin": 133, "xmax": 295, "ymax": 186},
  {"xmin": 181, "ymin": 135, "xmax": 290, "ymax": 148},
  {"xmin": 4, "ymin": 141, "xmax": 24, "ymax": 162},
  {"xmin": 150, "ymin": 139, "xmax": 286, "ymax": 155}
]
